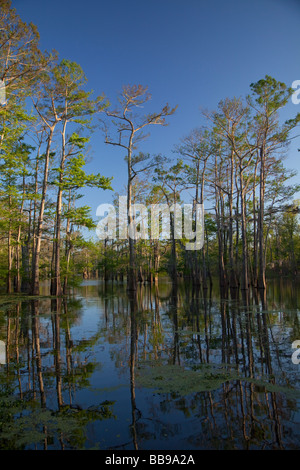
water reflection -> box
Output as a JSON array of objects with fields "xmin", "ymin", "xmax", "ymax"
[{"xmin": 0, "ymin": 279, "xmax": 299, "ymax": 449}]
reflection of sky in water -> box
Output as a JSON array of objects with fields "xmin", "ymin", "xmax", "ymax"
[{"xmin": 1, "ymin": 279, "xmax": 300, "ymax": 449}]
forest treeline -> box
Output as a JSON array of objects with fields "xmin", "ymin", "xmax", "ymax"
[{"xmin": 1, "ymin": 0, "xmax": 300, "ymax": 296}]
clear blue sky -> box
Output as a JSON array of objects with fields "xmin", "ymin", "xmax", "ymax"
[{"xmin": 13, "ymin": 0, "xmax": 300, "ymax": 218}]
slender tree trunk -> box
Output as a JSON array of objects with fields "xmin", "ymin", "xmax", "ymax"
[
  {"xmin": 6, "ymin": 192, "xmax": 13, "ymax": 294},
  {"xmin": 31, "ymin": 127, "xmax": 54, "ymax": 295},
  {"xmin": 127, "ymin": 138, "xmax": 137, "ymax": 292},
  {"xmin": 200, "ymin": 163, "xmax": 207, "ymax": 289},
  {"xmin": 51, "ymin": 119, "xmax": 68, "ymax": 296},
  {"xmin": 258, "ymin": 145, "xmax": 266, "ymax": 289},
  {"xmin": 63, "ymin": 191, "xmax": 72, "ymax": 294},
  {"xmin": 240, "ymin": 167, "xmax": 249, "ymax": 290},
  {"xmin": 170, "ymin": 211, "xmax": 178, "ymax": 284},
  {"xmin": 153, "ymin": 240, "xmax": 160, "ymax": 284},
  {"xmin": 7, "ymin": 225, "xmax": 13, "ymax": 294},
  {"xmin": 21, "ymin": 199, "xmax": 32, "ymax": 293},
  {"xmin": 193, "ymin": 161, "xmax": 201, "ymax": 285},
  {"xmin": 15, "ymin": 175, "xmax": 26, "ymax": 293},
  {"xmin": 215, "ymin": 158, "xmax": 227, "ymax": 290},
  {"xmin": 51, "ymin": 187, "xmax": 63, "ymax": 296},
  {"xmin": 31, "ymin": 143, "xmax": 41, "ymax": 262},
  {"xmin": 15, "ymin": 228, "xmax": 22, "ymax": 293},
  {"xmin": 252, "ymin": 154, "xmax": 259, "ymax": 287},
  {"xmin": 228, "ymin": 150, "xmax": 237, "ymax": 288}
]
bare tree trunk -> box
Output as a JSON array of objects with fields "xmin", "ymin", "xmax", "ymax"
[
  {"xmin": 15, "ymin": 175, "xmax": 26, "ymax": 293},
  {"xmin": 51, "ymin": 118, "xmax": 68, "ymax": 296},
  {"xmin": 214, "ymin": 158, "xmax": 227, "ymax": 290},
  {"xmin": 252, "ymin": 154, "xmax": 259, "ymax": 287},
  {"xmin": 240, "ymin": 168, "xmax": 249, "ymax": 290},
  {"xmin": 200, "ymin": 163, "xmax": 207, "ymax": 289},
  {"xmin": 258, "ymin": 145, "xmax": 266, "ymax": 289},
  {"xmin": 31, "ymin": 127, "xmax": 54, "ymax": 295},
  {"xmin": 153, "ymin": 240, "xmax": 160, "ymax": 284},
  {"xmin": 21, "ymin": 198, "xmax": 33, "ymax": 293},
  {"xmin": 127, "ymin": 139, "xmax": 137, "ymax": 292},
  {"xmin": 15, "ymin": 229, "xmax": 22, "ymax": 293},
  {"xmin": 7, "ymin": 225, "xmax": 13, "ymax": 294},
  {"xmin": 63, "ymin": 191, "xmax": 73, "ymax": 295},
  {"xmin": 170, "ymin": 211, "xmax": 178, "ymax": 284},
  {"xmin": 51, "ymin": 187, "xmax": 63, "ymax": 296},
  {"xmin": 228, "ymin": 150, "xmax": 237, "ymax": 288}
]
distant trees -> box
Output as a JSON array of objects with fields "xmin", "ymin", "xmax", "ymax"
[
  {"xmin": 0, "ymin": 0, "xmax": 50, "ymax": 101},
  {"xmin": 176, "ymin": 128, "xmax": 212, "ymax": 287},
  {"xmin": 0, "ymin": 1, "xmax": 112, "ymax": 295},
  {"xmin": 0, "ymin": 0, "xmax": 299, "ymax": 296},
  {"xmin": 268, "ymin": 201, "xmax": 300, "ymax": 276},
  {"xmin": 152, "ymin": 158, "xmax": 186, "ymax": 285},
  {"xmin": 103, "ymin": 84, "xmax": 177, "ymax": 291},
  {"xmin": 97, "ymin": 77, "xmax": 300, "ymax": 293},
  {"xmin": 190, "ymin": 79, "xmax": 300, "ymax": 292},
  {"xmin": 0, "ymin": 0, "xmax": 51, "ymax": 294},
  {"xmin": 28, "ymin": 59, "xmax": 113, "ymax": 296},
  {"xmin": 248, "ymin": 76, "xmax": 300, "ymax": 288}
]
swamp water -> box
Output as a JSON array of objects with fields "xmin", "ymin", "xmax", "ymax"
[{"xmin": 0, "ymin": 278, "xmax": 299, "ymax": 450}]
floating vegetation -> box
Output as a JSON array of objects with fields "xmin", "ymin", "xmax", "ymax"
[
  {"xmin": 136, "ymin": 362, "xmax": 237, "ymax": 394},
  {"xmin": 136, "ymin": 361, "xmax": 300, "ymax": 398},
  {"xmin": 0, "ymin": 389, "xmax": 116, "ymax": 449}
]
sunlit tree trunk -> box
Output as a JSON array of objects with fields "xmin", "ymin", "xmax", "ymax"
[
  {"xmin": 31, "ymin": 126, "xmax": 55, "ymax": 295},
  {"xmin": 258, "ymin": 144, "xmax": 266, "ymax": 290},
  {"xmin": 51, "ymin": 118, "xmax": 68, "ymax": 297}
]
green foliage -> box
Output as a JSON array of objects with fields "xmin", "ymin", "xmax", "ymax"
[
  {"xmin": 0, "ymin": 0, "xmax": 299, "ymax": 293},
  {"xmin": 0, "ymin": 389, "xmax": 115, "ymax": 449}
]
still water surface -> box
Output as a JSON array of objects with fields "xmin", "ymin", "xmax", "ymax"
[{"xmin": 0, "ymin": 278, "xmax": 300, "ymax": 450}]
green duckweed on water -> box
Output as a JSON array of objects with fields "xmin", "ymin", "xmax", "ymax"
[{"xmin": 136, "ymin": 361, "xmax": 300, "ymax": 397}]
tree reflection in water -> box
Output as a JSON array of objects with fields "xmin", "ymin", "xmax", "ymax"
[{"xmin": 0, "ymin": 278, "xmax": 299, "ymax": 449}]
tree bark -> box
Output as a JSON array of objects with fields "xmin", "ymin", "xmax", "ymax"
[
  {"xmin": 258, "ymin": 145, "xmax": 266, "ymax": 289},
  {"xmin": 31, "ymin": 126, "xmax": 54, "ymax": 295}
]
